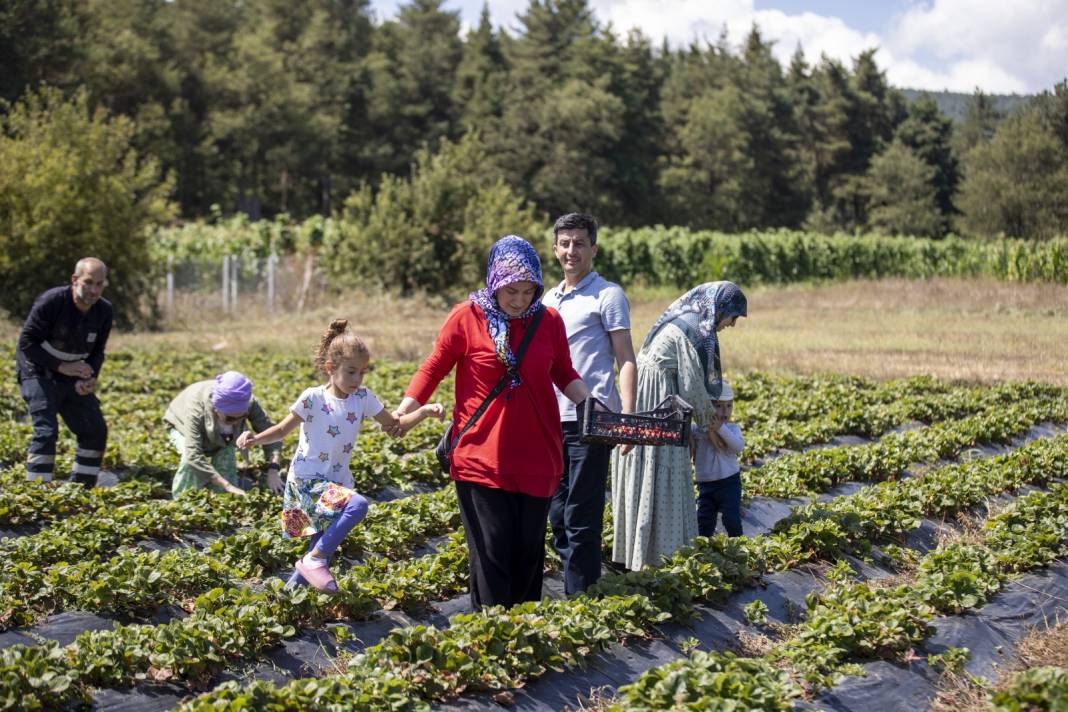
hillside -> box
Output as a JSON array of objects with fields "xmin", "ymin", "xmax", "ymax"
[{"xmin": 900, "ymin": 87, "xmax": 1032, "ymax": 121}]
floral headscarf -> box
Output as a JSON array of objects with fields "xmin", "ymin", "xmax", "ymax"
[
  {"xmin": 469, "ymin": 235, "xmax": 544, "ymax": 389},
  {"xmin": 641, "ymin": 281, "xmax": 747, "ymax": 399}
]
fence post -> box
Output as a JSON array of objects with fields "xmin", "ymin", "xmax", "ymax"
[
  {"xmin": 166, "ymin": 255, "xmax": 174, "ymax": 316},
  {"xmin": 267, "ymin": 253, "xmax": 276, "ymax": 312},
  {"xmin": 230, "ymin": 254, "xmax": 238, "ymax": 312},
  {"xmin": 222, "ymin": 255, "xmax": 230, "ymax": 313}
]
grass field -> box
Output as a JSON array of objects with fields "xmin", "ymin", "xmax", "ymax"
[{"xmin": 39, "ymin": 277, "xmax": 1064, "ymax": 386}]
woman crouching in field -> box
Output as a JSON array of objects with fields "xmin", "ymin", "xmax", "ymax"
[{"xmin": 164, "ymin": 371, "xmax": 284, "ymax": 497}]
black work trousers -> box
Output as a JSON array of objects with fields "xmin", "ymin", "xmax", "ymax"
[
  {"xmin": 455, "ymin": 479, "xmax": 552, "ymax": 611},
  {"xmin": 19, "ymin": 376, "xmax": 107, "ymax": 486},
  {"xmin": 548, "ymin": 421, "xmax": 612, "ymax": 594}
]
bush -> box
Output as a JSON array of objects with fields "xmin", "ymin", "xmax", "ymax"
[
  {"xmin": 322, "ymin": 134, "xmax": 547, "ymax": 298},
  {"xmin": 0, "ymin": 87, "xmax": 175, "ymax": 327},
  {"xmin": 592, "ymin": 227, "xmax": 1068, "ymax": 288}
]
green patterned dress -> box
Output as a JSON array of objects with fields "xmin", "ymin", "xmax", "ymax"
[{"xmin": 611, "ymin": 323, "xmax": 714, "ymax": 571}]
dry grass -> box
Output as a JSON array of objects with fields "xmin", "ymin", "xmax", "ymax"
[
  {"xmin": 631, "ymin": 278, "xmax": 1068, "ymax": 386},
  {"xmin": 930, "ymin": 672, "xmax": 991, "ymax": 712},
  {"xmin": 734, "ymin": 628, "xmax": 778, "ymax": 657},
  {"xmin": 1014, "ymin": 616, "xmax": 1068, "ymax": 670},
  {"xmin": 931, "ymin": 616, "xmax": 1068, "ymax": 712},
  {"xmin": 4, "ymin": 277, "xmax": 1066, "ymax": 384}
]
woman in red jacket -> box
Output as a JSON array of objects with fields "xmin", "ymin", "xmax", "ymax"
[{"xmin": 396, "ymin": 235, "xmax": 591, "ymax": 610}]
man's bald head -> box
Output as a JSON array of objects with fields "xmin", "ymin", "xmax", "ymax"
[
  {"xmin": 74, "ymin": 257, "xmax": 107, "ymax": 279},
  {"xmin": 71, "ymin": 257, "xmax": 108, "ymax": 312}
]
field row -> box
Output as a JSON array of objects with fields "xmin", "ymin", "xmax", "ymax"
[
  {"xmin": 1, "ymin": 429, "xmax": 1065, "ymax": 710},
  {"xmin": 173, "ymin": 434, "xmax": 1068, "ymax": 710},
  {"xmin": 1, "ymin": 390, "xmax": 1062, "ymax": 634}
]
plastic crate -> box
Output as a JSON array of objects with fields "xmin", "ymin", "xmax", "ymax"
[{"xmin": 580, "ymin": 395, "xmax": 694, "ymax": 447}]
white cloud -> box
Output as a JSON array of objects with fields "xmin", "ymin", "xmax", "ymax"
[
  {"xmin": 372, "ymin": 0, "xmax": 1067, "ymax": 93},
  {"xmin": 884, "ymin": 57, "xmax": 1031, "ymax": 94},
  {"xmin": 591, "ymin": 0, "xmax": 1067, "ymax": 93},
  {"xmin": 885, "ymin": 0, "xmax": 1067, "ymax": 92}
]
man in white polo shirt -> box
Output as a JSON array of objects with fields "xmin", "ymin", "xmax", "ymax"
[{"xmin": 543, "ymin": 213, "xmax": 637, "ymax": 594}]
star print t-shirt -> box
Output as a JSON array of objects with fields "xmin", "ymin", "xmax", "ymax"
[{"xmin": 288, "ymin": 384, "xmax": 384, "ymax": 489}]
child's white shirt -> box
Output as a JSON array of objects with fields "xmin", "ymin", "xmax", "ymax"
[
  {"xmin": 288, "ymin": 384, "xmax": 384, "ymax": 489},
  {"xmin": 692, "ymin": 422, "xmax": 745, "ymax": 482}
]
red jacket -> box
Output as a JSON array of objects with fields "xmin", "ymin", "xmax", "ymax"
[{"xmin": 406, "ymin": 302, "xmax": 581, "ymax": 498}]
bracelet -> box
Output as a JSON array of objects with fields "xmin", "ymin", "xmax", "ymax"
[{"xmin": 266, "ymin": 463, "xmax": 280, "ymax": 471}]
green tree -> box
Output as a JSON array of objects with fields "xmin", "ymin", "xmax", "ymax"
[
  {"xmin": 488, "ymin": 0, "xmax": 631, "ymax": 219},
  {"xmin": 863, "ymin": 139, "xmax": 942, "ymax": 237},
  {"xmin": 199, "ymin": 0, "xmax": 372, "ymax": 217},
  {"xmin": 657, "ymin": 31, "xmax": 808, "ymax": 231},
  {"xmin": 0, "ymin": 0, "xmax": 84, "ymax": 103},
  {"xmin": 0, "ymin": 88, "xmax": 175, "ymax": 325},
  {"xmin": 1032, "ymin": 79, "xmax": 1068, "ymax": 151},
  {"xmin": 953, "ymin": 89, "xmax": 1002, "ymax": 155},
  {"xmin": 358, "ymin": 0, "xmax": 463, "ymax": 180},
  {"xmin": 658, "ymin": 84, "xmax": 753, "ymax": 230},
  {"xmin": 957, "ymin": 108, "xmax": 1068, "ymax": 239},
  {"xmin": 793, "ymin": 55, "xmax": 853, "ymax": 230},
  {"xmin": 453, "ymin": 4, "xmax": 509, "ymax": 130},
  {"xmin": 324, "ymin": 134, "xmax": 545, "ymax": 296},
  {"xmin": 799, "ymin": 51, "xmax": 906, "ymax": 231},
  {"xmin": 600, "ymin": 29, "xmax": 664, "ymax": 226},
  {"xmin": 894, "ymin": 96, "xmax": 959, "ymax": 232},
  {"xmin": 735, "ymin": 27, "xmax": 809, "ymax": 227}
]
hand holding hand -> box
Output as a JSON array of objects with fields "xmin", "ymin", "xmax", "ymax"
[
  {"xmin": 266, "ymin": 468, "xmax": 284, "ymax": 494},
  {"xmin": 236, "ymin": 431, "xmax": 256, "ymax": 449},
  {"xmin": 74, "ymin": 377, "xmax": 96, "ymax": 396},
  {"xmin": 58, "ymin": 361, "xmax": 93, "ymax": 379}
]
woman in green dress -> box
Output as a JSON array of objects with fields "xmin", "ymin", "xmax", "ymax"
[
  {"xmin": 610, "ymin": 281, "xmax": 747, "ymax": 571},
  {"xmin": 164, "ymin": 371, "xmax": 284, "ymax": 498}
]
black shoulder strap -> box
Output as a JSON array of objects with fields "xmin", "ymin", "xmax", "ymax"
[{"xmin": 451, "ymin": 306, "xmax": 545, "ymax": 447}]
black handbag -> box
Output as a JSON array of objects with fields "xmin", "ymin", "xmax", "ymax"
[{"xmin": 434, "ymin": 306, "xmax": 544, "ymax": 472}]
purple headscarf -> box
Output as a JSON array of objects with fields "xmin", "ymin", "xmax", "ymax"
[
  {"xmin": 211, "ymin": 371, "xmax": 253, "ymax": 415},
  {"xmin": 468, "ymin": 235, "xmax": 544, "ymax": 389}
]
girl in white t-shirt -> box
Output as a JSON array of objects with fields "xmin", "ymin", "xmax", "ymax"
[{"xmin": 238, "ymin": 318, "xmax": 443, "ymax": 593}]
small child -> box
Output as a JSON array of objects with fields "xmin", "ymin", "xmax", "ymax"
[
  {"xmin": 237, "ymin": 318, "xmax": 444, "ymax": 593},
  {"xmin": 692, "ymin": 380, "xmax": 745, "ymax": 538}
]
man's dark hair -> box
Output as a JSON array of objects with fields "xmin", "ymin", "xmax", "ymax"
[{"xmin": 552, "ymin": 213, "xmax": 599, "ymax": 245}]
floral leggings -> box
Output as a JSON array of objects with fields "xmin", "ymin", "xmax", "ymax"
[{"xmin": 281, "ymin": 475, "xmax": 369, "ymax": 586}]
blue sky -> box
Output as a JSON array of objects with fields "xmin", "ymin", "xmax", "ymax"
[
  {"xmin": 367, "ymin": 0, "xmax": 1068, "ymax": 94},
  {"xmin": 752, "ymin": 0, "xmax": 898, "ymax": 33}
]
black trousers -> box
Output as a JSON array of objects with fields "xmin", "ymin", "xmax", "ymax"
[
  {"xmin": 19, "ymin": 376, "xmax": 107, "ymax": 486},
  {"xmin": 548, "ymin": 421, "xmax": 612, "ymax": 594},
  {"xmin": 696, "ymin": 473, "xmax": 743, "ymax": 537},
  {"xmin": 455, "ymin": 479, "xmax": 552, "ymax": 611}
]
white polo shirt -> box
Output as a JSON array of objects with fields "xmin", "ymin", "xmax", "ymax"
[{"xmin": 543, "ymin": 271, "xmax": 631, "ymax": 421}]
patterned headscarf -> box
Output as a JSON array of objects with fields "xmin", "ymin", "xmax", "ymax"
[
  {"xmin": 469, "ymin": 235, "xmax": 544, "ymax": 389},
  {"xmin": 641, "ymin": 281, "xmax": 747, "ymax": 399}
]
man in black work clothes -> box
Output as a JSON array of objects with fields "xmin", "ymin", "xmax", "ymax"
[{"xmin": 16, "ymin": 258, "xmax": 112, "ymax": 487}]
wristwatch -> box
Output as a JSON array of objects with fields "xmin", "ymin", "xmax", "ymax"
[{"xmin": 266, "ymin": 463, "xmax": 281, "ymax": 472}]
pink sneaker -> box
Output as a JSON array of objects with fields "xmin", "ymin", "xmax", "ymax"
[{"xmin": 294, "ymin": 558, "xmax": 339, "ymax": 594}]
